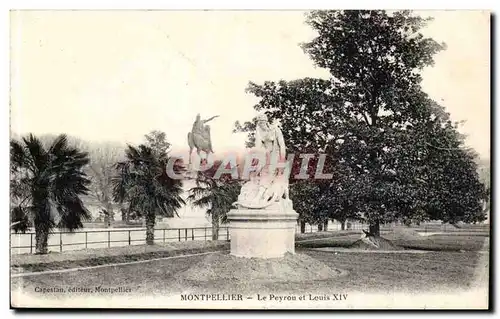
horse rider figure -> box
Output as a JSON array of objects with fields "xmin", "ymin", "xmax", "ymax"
[{"xmin": 187, "ymin": 114, "xmax": 219, "ymax": 165}]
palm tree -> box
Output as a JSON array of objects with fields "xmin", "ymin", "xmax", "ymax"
[
  {"xmin": 112, "ymin": 144, "xmax": 185, "ymax": 245},
  {"xmin": 10, "ymin": 134, "xmax": 91, "ymax": 254},
  {"xmin": 188, "ymin": 167, "xmax": 240, "ymax": 240}
]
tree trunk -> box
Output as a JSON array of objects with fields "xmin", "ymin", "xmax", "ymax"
[
  {"xmin": 120, "ymin": 204, "xmax": 130, "ymax": 223},
  {"xmin": 318, "ymin": 223, "xmax": 323, "ymax": 232},
  {"xmin": 35, "ymin": 225, "xmax": 49, "ymax": 254},
  {"xmin": 323, "ymin": 220, "xmax": 328, "ymax": 231},
  {"xmin": 107, "ymin": 208, "xmax": 114, "ymax": 222},
  {"xmin": 105, "ymin": 198, "xmax": 114, "ymax": 223},
  {"xmin": 300, "ymin": 221, "xmax": 306, "ymax": 234},
  {"xmin": 369, "ymin": 220, "xmax": 380, "ymax": 237},
  {"xmin": 212, "ymin": 212, "xmax": 219, "ymax": 240},
  {"xmin": 341, "ymin": 220, "xmax": 346, "ymax": 230},
  {"xmin": 104, "ymin": 214, "xmax": 110, "ymax": 228},
  {"xmin": 145, "ymin": 212, "xmax": 155, "ymax": 245}
]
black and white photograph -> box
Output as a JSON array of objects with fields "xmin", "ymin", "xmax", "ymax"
[{"xmin": 9, "ymin": 9, "xmax": 491, "ymax": 310}]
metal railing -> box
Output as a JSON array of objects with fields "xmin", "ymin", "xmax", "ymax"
[
  {"xmin": 10, "ymin": 221, "xmax": 366, "ymax": 255},
  {"xmin": 13, "ymin": 221, "xmax": 479, "ymax": 255},
  {"xmin": 295, "ymin": 222, "xmax": 368, "ymax": 233},
  {"xmin": 10, "ymin": 226, "xmax": 231, "ymax": 255}
]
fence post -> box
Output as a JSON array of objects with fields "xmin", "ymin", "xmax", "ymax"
[
  {"xmin": 30, "ymin": 233, "xmax": 33, "ymax": 254},
  {"xmin": 108, "ymin": 230, "xmax": 110, "ymax": 248},
  {"xmin": 85, "ymin": 232, "xmax": 88, "ymax": 249},
  {"xmin": 128, "ymin": 230, "xmax": 131, "ymax": 245},
  {"xmin": 204, "ymin": 228, "xmax": 207, "ymax": 241},
  {"xmin": 185, "ymin": 228, "xmax": 188, "ymax": 241},
  {"xmin": 60, "ymin": 232, "xmax": 63, "ymax": 252},
  {"xmin": 192, "ymin": 228, "xmax": 194, "ymax": 240},
  {"xmin": 178, "ymin": 229, "xmax": 181, "ymax": 241},
  {"xmin": 226, "ymin": 227, "xmax": 229, "ymax": 240},
  {"xmin": 163, "ymin": 229, "xmax": 166, "ymax": 243}
]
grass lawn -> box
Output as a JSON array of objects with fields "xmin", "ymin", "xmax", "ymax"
[
  {"xmin": 11, "ymin": 232, "xmax": 361, "ymax": 272},
  {"xmin": 11, "ymin": 249, "xmax": 487, "ymax": 297},
  {"xmin": 297, "ymin": 233, "xmax": 489, "ymax": 252},
  {"xmin": 11, "ymin": 233, "xmax": 489, "ymax": 297},
  {"xmin": 12, "ymin": 229, "xmax": 488, "ymax": 271},
  {"xmin": 11, "ymin": 241, "xmax": 230, "ymax": 273}
]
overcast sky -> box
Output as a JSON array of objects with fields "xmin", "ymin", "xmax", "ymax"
[{"xmin": 10, "ymin": 10, "xmax": 490, "ymax": 159}]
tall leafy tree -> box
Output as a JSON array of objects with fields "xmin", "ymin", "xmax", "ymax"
[
  {"xmin": 289, "ymin": 181, "xmax": 322, "ymax": 233},
  {"xmin": 300, "ymin": 10, "xmax": 447, "ymax": 235},
  {"xmin": 144, "ymin": 130, "xmax": 171, "ymax": 156},
  {"xmin": 322, "ymin": 162, "xmax": 364, "ymax": 230},
  {"xmin": 112, "ymin": 144, "xmax": 185, "ymax": 245},
  {"xmin": 237, "ymin": 10, "xmax": 485, "ymax": 236},
  {"xmin": 86, "ymin": 142, "xmax": 125, "ymax": 226},
  {"xmin": 418, "ymin": 125, "xmax": 485, "ymax": 224},
  {"xmin": 10, "ymin": 134, "xmax": 91, "ymax": 254}
]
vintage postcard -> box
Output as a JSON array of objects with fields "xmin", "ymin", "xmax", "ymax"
[{"xmin": 10, "ymin": 10, "xmax": 490, "ymax": 310}]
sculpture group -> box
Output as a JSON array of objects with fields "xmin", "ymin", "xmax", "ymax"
[
  {"xmin": 186, "ymin": 112, "xmax": 298, "ymax": 259},
  {"xmin": 235, "ymin": 113, "xmax": 292, "ymax": 210}
]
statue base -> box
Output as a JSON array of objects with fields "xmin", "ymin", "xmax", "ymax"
[{"xmin": 226, "ymin": 200, "xmax": 299, "ymax": 259}]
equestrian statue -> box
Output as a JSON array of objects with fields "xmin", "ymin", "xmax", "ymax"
[{"xmin": 187, "ymin": 114, "xmax": 219, "ymax": 165}]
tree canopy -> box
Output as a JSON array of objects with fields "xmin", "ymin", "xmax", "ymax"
[
  {"xmin": 10, "ymin": 134, "xmax": 91, "ymax": 253},
  {"xmin": 235, "ymin": 10, "xmax": 486, "ymax": 233},
  {"xmin": 112, "ymin": 143, "xmax": 185, "ymax": 244}
]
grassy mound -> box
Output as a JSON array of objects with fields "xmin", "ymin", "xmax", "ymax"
[
  {"xmin": 349, "ymin": 235, "xmax": 402, "ymax": 251},
  {"xmin": 388, "ymin": 226, "xmax": 425, "ymax": 241},
  {"xmin": 179, "ymin": 252, "xmax": 346, "ymax": 283}
]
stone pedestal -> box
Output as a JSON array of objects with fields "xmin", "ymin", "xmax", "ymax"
[{"xmin": 227, "ymin": 200, "xmax": 299, "ymax": 259}]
